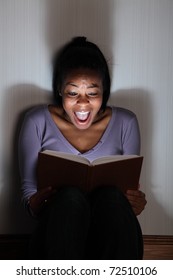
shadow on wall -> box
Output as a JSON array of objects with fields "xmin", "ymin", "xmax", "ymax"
[
  {"xmin": 0, "ymin": 84, "xmax": 52, "ymax": 233},
  {"xmin": 109, "ymin": 88, "xmax": 173, "ymax": 234},
  {"xmin": 0, "ymin": 0, "xmax": 114, "ymax": 233}
]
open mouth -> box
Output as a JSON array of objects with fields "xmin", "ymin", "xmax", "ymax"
[{"xmin": 74, "ymin": 111, "xmax": 90, "ymax": 122}]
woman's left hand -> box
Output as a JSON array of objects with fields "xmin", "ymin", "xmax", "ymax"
[{"xmin": 125, "ymin": 189, "xmax": 147, "ymax": 216}]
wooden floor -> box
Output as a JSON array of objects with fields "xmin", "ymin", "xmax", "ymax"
[
  {"xmin": 143, "ymin": 235, "xmax": 173, "ymax": 260},
  {"xmin": 0, "ymin": 234, "xmax": 173, "ymax": 260}
]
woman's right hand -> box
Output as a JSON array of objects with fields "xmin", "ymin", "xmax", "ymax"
[{"xmin": 29, "ymin": 186, "xmax": 56, "ymax": 215}]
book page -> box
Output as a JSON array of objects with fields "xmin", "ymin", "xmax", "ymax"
[
  {"xmin": 92, "ymin": 155, "xmax": 139, "ymax": 165},
  {"xmin": 41, "ymin": 150, "xmax": 90, "ymax": 165}
]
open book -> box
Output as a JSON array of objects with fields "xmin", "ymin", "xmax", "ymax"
[{"xmin": 37, "ymin": 150, "xmax": 143, "ymax": 193}]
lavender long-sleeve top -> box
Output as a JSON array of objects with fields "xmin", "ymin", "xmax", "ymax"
[{"xmin": 18, "ymin": 105, "xmax": 141, "ymax": 204}]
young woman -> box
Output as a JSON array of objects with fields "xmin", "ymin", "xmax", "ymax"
[{"xmin": 18, "ymin": 37, "xmax": 147, "ymax": 259}]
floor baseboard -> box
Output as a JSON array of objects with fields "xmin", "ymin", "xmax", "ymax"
[
  {"xmin": 0, "ymin": 234, "xmax": 173, "ymax": 260},
  {"xmin": 143, "ymin": 235, "xmax": 173, "ymax": 260}
]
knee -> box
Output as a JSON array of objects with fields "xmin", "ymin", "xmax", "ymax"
[
  {"xmin": 90, "ymin": 186, "xmax": 132, "ymax": 214},
  {"xmin": 50, "ymin": 187, "xmax": 89, "ymax": 210},
  {"xmin": 91, "ymin": 186, "xmax": 126, "ymax": 203},
  {"xmin": 58, "ymin": 186, "xmax": 86, "ymax": 201}
]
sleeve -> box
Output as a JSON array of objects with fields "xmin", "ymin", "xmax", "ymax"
[
  {"xmin": 122, "ymin": 115, "xmax": 141, "ymax": 155},
  {"xmin": 18, "ymin": 113, "xmax": 42, "ymax": 206}
]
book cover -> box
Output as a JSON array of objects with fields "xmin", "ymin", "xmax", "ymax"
[{"xmin": 37, "ymin": 150, "xmax": 143, "ymax": 193}]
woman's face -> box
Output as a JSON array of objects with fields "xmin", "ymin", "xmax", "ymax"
[{"xmin": 61, "ymin": 68, "xmax": 103, "ymax": 130}]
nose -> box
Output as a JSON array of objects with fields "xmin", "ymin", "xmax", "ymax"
[{"xmin": 77, "ymin": 94, "xmax": 89, "ymax": 104}]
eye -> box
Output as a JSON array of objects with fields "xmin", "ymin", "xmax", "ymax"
[
  {"xmin": 67, "ymin": 91, "xmax": 78, "ymax": 97},
  {"xmin": 87, "ymin": 92, "xmax": 98, "ymax": 97}
]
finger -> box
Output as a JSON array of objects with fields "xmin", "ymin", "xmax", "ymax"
[
  {"xmin": 126, "ymin": 189, "xmax": 145, "ymax": 198},
  {"xmin": 32, "ymin": 187, "xmax": 56, "ymax": 206},
  {"xmin": 126, "ymin": 193, "xmax": 146, "ymax": 203},
  {"xmin": 129, "ymin": 200, "xmax": 146, "ymax": 215},
  {"xmin": 39, "ymin": 186, "xmax": 53, "ymax": 195},
  {"xmin": 125, "ymin": 194, "xmax": 147, "ymax": 209},
  {"xmin": 128, "ymin": 197, "xmax": 147, "ymax": 208},
  {"xmin": 40, "ymin": 187, "xmax": 57, "ymax": 201}
]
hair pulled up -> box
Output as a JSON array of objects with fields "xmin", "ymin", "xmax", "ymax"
[{"xmin": 52, "ymin": 37, "xmax": 111, "ymax": 110}]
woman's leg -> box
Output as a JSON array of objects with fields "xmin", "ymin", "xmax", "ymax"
[
  {"xmin": 45, "ymin": 187, "xmax": 90, "ymax": 259},
  {"xmin": 86, "ymin": 187, "xmax": 143, "ymax": 260},
  {"xmin": 29, "ymin": 186, "xmax": 143, "ymax": 260}
]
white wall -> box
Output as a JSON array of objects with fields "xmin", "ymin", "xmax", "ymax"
[{"xmin": 0, "ymin": 0, "xmax": 173, "ymax": 235}]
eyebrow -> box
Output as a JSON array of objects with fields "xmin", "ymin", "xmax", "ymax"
[
  {"xmin": 65, "ymin": 82, "xmax": 100, "ymax": 88},
  {"xmin": 88, "ymin": 83, "xmax": 100, "ymax": 89}
]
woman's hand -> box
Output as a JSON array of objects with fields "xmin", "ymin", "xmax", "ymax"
[
  {"xmin": 125, "ymin": 189, "xmax": 147, "ymax": 216},
  {"xmin": 29, "ymin": 186, "xmax": 56, "ymax": 215}
]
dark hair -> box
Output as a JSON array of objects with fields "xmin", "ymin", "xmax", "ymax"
[{"xmin": 52, "ymin": 37, "xmax": 111, "ymax": 110}]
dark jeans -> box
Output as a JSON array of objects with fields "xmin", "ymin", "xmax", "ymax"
[{"xmin": 29, "ymin": 186, "xmax": 143, "ymax": 260}]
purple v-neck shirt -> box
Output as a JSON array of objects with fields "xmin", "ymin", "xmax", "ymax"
[{"xmin": 18, "ymin": 105, "xmax": 140, "ymax": 204}]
